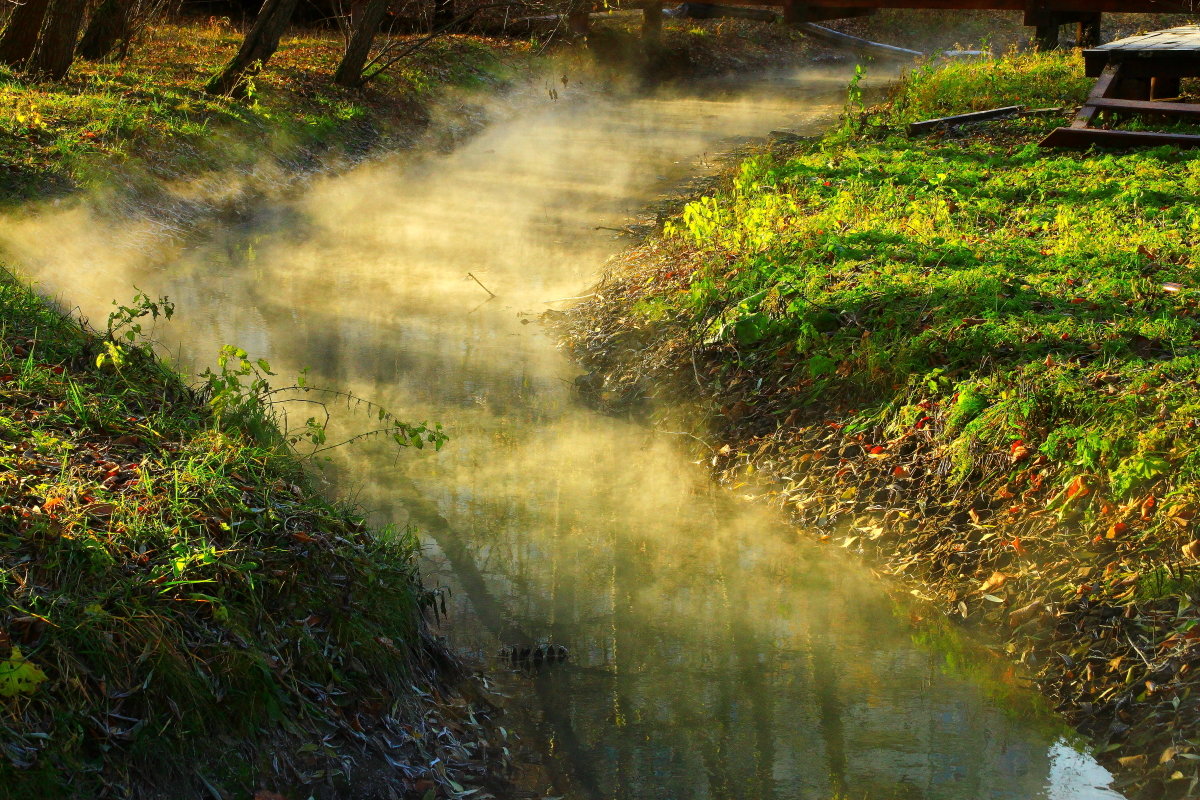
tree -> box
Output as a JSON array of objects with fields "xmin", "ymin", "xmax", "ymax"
[
  {"xmin": 26, "ymin": 0, "xmax": 88, "ymax": 78},
  {"xmin": 332, "ymin": 0, "xmax": 388, "ymax": 87},
  {"xmin": 0, "ymin": 0, "xmax": 51, "ymax": 68},
  {"xmin": 206, "ymin": 0, "xmax": 301, "ymax": 97},
  {"xmin": 76, "ymin": 0, "xmax": 131, "ymax": 61}
]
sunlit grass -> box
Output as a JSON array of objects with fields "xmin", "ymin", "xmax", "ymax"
[
  {"xmin": 0, "ymin": 271, "xmax": 434, "ymax": 794},
  {"xmin": 0, "ymin": 20, "xmax": 520, "ymax": 200}
]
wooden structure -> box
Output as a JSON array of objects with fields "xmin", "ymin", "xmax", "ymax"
[
  {"xmin": 606, "ymin": 1, "xmax": 1200, "ymax": 48},
  {"xmin": 1042, "ymin": 26, "xmax": 1200, "ymax": 149}
]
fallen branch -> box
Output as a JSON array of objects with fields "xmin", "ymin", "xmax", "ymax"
[{"xmin": 907, "ymin": 105, "xmax": 1024, "ymax": 135}]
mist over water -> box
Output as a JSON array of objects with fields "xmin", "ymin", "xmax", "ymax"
[{"xmin": 2, "ymin": 68, "xmax": 1124, "ymax": 799}]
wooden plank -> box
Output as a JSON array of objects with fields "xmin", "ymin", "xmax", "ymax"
[
  {"xmin": 1087, "ymin": 96, "xmax": 1200, "ymax": 119},
  {"xmin": 1072, "ymin": 63, "xmax": 1122, "ymax": 129},
  {"xmin": 906, "ymin": 105, "xmax": 1023, "ymax": 135},
  {"xmin": 1040, "ymin": 127, "xmax": 1200, "ymax": 149},
  {"xmin": 1089, "ymin": 56, "xmax": 1200, "ymax": 80}
]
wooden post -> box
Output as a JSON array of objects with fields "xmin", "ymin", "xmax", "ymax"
[
  {"xmin": 1035, "ymin": 19, "xmax": 1060, "ymax": 51},
  {"xmin": 1077, "ymin": 13, "xmax": 1101, "ymax": 48},
  {"xmin": 642, "ymin": 0, "xmax": 663, "ymax": 41},
  {"xmin": 567, "ymin": 5, "xmax": 589, "ymax": 36},
  {"xmin": 1116, "ymin": 76, "xmax": 1152, "ymax": 101},
  {"xmin": 1152, "ymin": 76, "xmax": 1182, "ymax": 100}
]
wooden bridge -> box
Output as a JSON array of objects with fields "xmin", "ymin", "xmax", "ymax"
[{"xmin": 593, "ymin": 0, "xmax": 1200, "ymax": 50}]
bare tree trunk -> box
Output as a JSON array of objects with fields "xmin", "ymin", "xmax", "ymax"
[
  {"xmin": 27, "ymin": 0, "xmax": 87, "ymax": 78},
  {"xmin": 0, "ymin": 0, "xmax": 52, "ymax": 68},
  {"xmin": 333, "ymin": 0, "xmax": 387, "ymax": 87},
  {"xmin": 205, "ymin": 0, "xmax": 300, "ymax": 97},
  {"xmin": 77, "ymin": 0, "xmax": 130, "ymax": 60}
]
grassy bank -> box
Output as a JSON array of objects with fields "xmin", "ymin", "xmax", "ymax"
[
  {"xmin": 0, "ymin": 273, "xmax": 510, "ymax": 797},
  {"xmin": 0, "ymin": 20, "xmax": 521, "ymax": 203},
  {"xmin": 0, "ymin": 19, "xmax": 534, "ymax": 799},
  {"xmin": 0, "ymin": 15, "xmax": 818, "ymax": 206},
  {"xmin": 563, "ymin": 51, "xmax": 1200, "ymax": 799}
]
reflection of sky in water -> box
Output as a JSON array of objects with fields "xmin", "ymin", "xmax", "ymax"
[
  {"xmin": 1048, "ymin": 742, "xmax": 1125, "ymax": 800},
  {"xmin": 1, "ymin": 67, "xmax": 1125, "ymax": 800}
]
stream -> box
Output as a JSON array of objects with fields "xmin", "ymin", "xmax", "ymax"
[{"xmin": 2, "ymin": 66, "xmax": 1126, "ymax": 800}]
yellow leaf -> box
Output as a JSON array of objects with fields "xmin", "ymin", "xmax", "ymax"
[
  {"xmin": 979, "ymin": 571, "xmax": 1008, "ymax": 593},
  {"xmin": 0, "ymin": 647, "xmax": 47, "ymax": 697}
]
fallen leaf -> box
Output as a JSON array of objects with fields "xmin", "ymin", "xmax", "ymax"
[
  {"xmin": 1065, "ymin": 475, "xmax": 1090, "ymax": 501},
  {"xmin": 1117, "ymin": 754, "xmax": 1148, "ymax": 769},
  {"xmin": 1009, "ymin": 600, "xmax": 1043, "ymax": 626},
  {"xmin": 1106, "ymin": 522, "xmax": 1128, "ymax": 539},
  {"xmin": 980, "ymin": 571, "xmax": 1009, "ymax": 593},
  {"xmin": 1182, "ymin": 540, "xmax": 1200, "ymax": 560},
  {"xmin": 0, "ymin": 647, "xmax": 46, "ymax": 697},
  {"xmin": 1142, "ymin": 495, "xmax": 1157, "ymax": 520},
  {"xmin": 86, "ymin": 503, "xmax": 116, "ymax": 519}
]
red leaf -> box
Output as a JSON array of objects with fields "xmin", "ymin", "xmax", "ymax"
[{"xmin": 1065, "ymin": 476, "xmax": 1090, "ymax": 501}]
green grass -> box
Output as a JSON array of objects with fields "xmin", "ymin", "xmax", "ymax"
[
  {"xmin": 648, "ymin": 50, "xmax": 1200, "ymax": 517},
  {"xmin": 0, "ymin": 270, "xmax": 440, "ymax": 796},
  {"xmin": 0, "ymin": 21, "xmax": 519, "ymax": 201}
]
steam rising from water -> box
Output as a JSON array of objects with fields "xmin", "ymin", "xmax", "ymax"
[{"xmin": 1, "ymin": 67, "xmax": 1123, "ymax": 799}]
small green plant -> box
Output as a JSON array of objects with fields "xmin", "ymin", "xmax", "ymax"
[
  {"xmin": 198, "ymin": 344, "xmax": 447, "ymax": 457},
  {"xmin": 95, "ymin": 289, "xmax": 174, "ymax": 370}
]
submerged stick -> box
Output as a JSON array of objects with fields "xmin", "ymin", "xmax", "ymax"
[{"xmin": 467, "ymin": 272, "xmax": 495, "ymax": 298}]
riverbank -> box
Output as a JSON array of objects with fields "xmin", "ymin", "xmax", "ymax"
[
  {"xmin": 561, "ymin": 50, "xmax": 1200, "ymax": 799},
  {"xmin": 0, "ymin": 270, "xmax": 523, "ymax": 797}
]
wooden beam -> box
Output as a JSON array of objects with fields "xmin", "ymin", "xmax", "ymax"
[
  {"xmin": 683, "ymin": 1, "xmax": 779, "ymax": 19},
  {"xmin": 782, "ymin": 3, "xmax": 875, "ymax": 21},
  {"xmin": 1086, "ymin": 96, "xmax": 1200, "ymax": 119},
  {"xmin": 1070, "ymin": 62, "xmax": 1122, "ymax": 130},
  {"xmin": 1040, "ymin": 127, "xmax": 1200, "ymax": 149},
  {"xmin": 907, "ymin": 105, "xmax": 1023, "ymax": 134},
  {"xmin": 758, "ymin": 0, "xmax": 1200, "ymax": 11}
]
